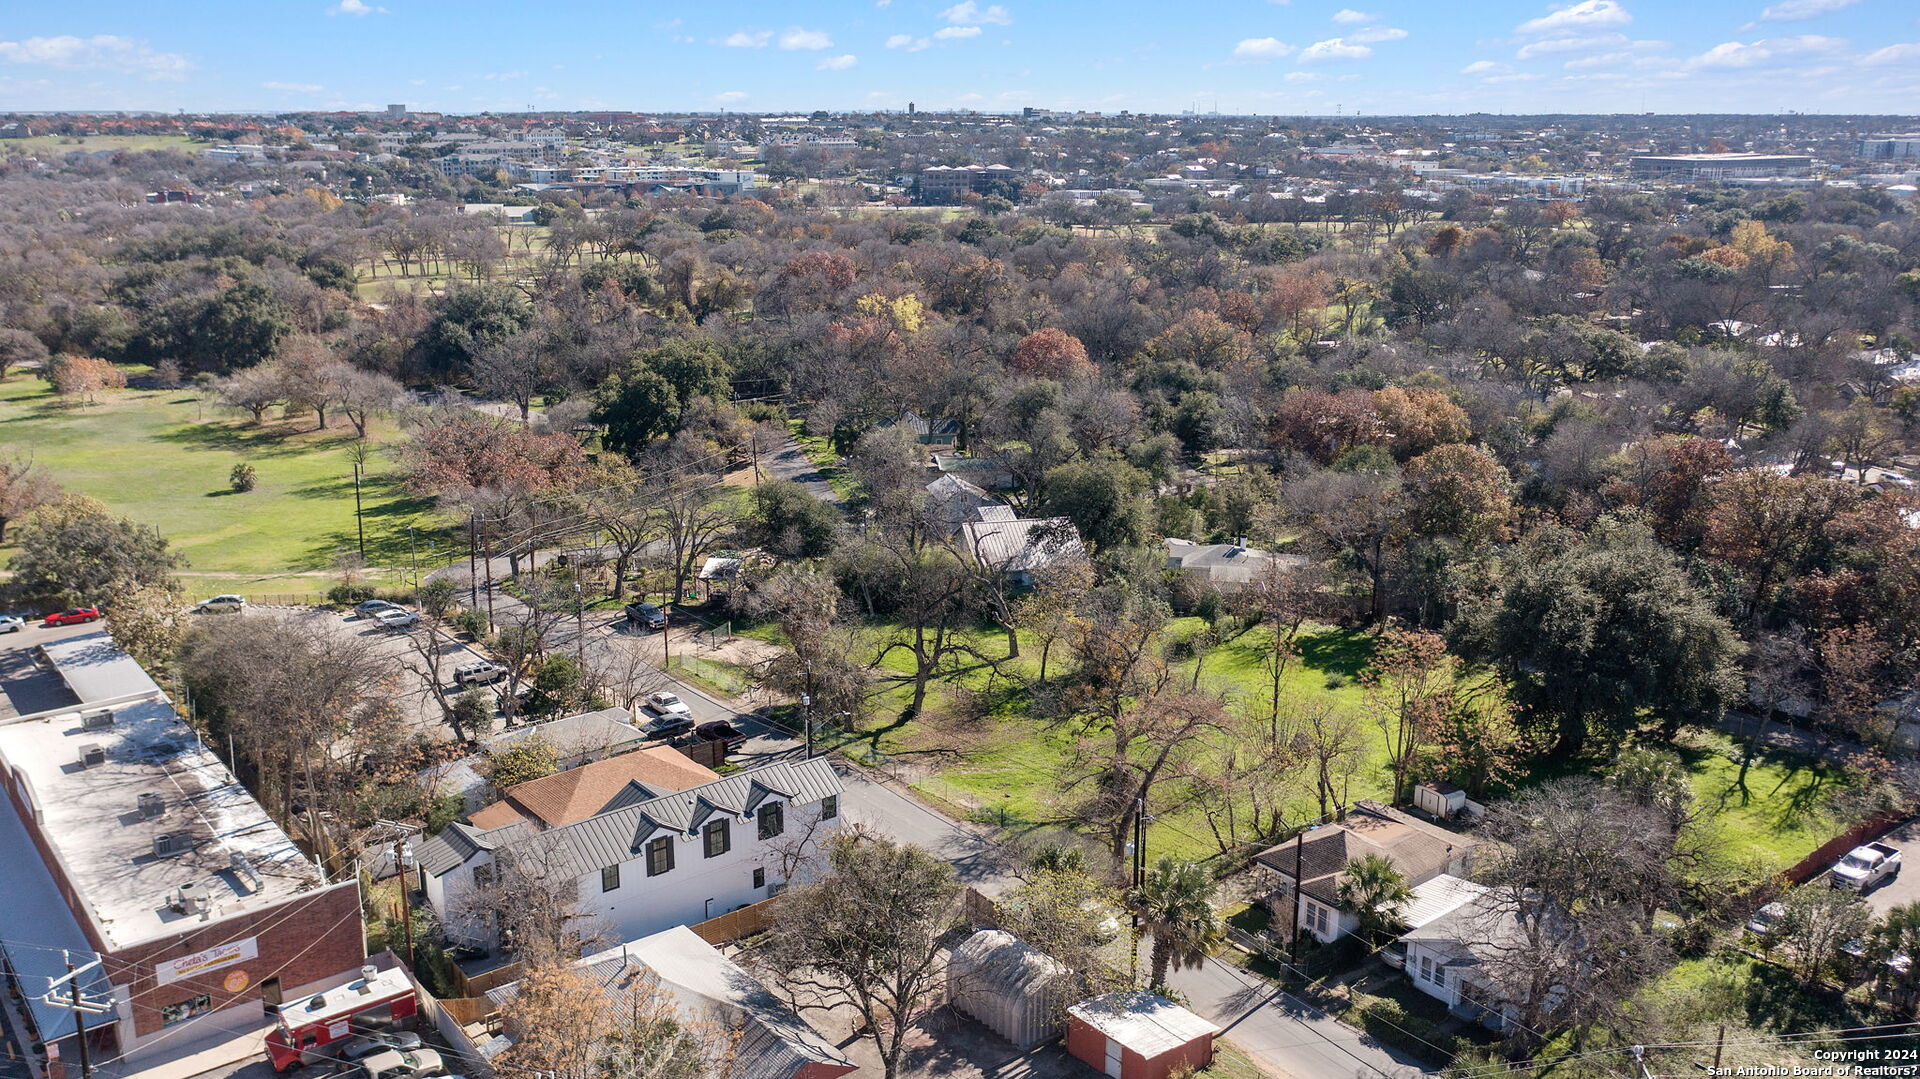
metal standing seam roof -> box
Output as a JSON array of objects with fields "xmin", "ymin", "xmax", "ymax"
[
  {"xmin": 417, "ymin": 759, "xmax": 843, "ymax": 878},
  {"xmin": 961, "ymin": 515, "xmax": 1086, "ymax": 575}
]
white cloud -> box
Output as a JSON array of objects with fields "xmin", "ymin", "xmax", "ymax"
[
  {"xmin": 1232, "ymin": 37, "xmax": 1296, "ymax": 60},
  {"xmin": 886, "ymin": 33, "xmax": 930, "ymax": 51},
  {"xmin": 1331, "ymin": 8, "xmax": 1375, "ymax": 23},
  {"xmin": 1687, "ymin": 34, "xmax": 1843, "ymax": 68},
  {"xmin": 714, "ymin": 90, "xmax": 748, "ymax": 103},
  {"xmin": 481, "ymin": 69, "xmax": 525, "ymax": 80},
  {"xmin": 876, "ymin": 0, "xmax": 892, "ymax": 6},
  {"xmin": 328, "ymin": 0, "xmax": 387, "ymax": 14},
  {"xmin": 1348, "ymin": 25, "xmax": 1406, "ymax": 43},
  {"xmin": 940, "ymin": 2, "xmax": 1012, "ymax": 25},
  {"xmin": 1516, "ymin": 1, "xmax": 1632, "ymax": 35},
  {"xmin": 778, "ymin": 27, "xmax": 834, "ymax": 50},
  {"xmin": 0, "ymin": 35, "xmax": 192, "ymax": 80},
  {"xmin": 1283, "ymin": 71, "xmax": 1319, "ymax": 81},
  {"xmin": 1298, "ymin": 37, "xmax": 1372, "ymax": 61},
  {"xmin": 720, "ymin": 30, "xmax": 772, "ymax": 48},
  {"xmin": 1862, "ymin": 42, "xmax": 1920, "ymax": 65},
  {"xmin": 1758, "ymin": 0, "xmax": 1855, "ymax": 20},
  {"xmin": 263, "ymin": 80, "xmax": 323, "ymax": 92},
  {"xmin": 934, "ymin": 25, "xmax": 982, "ymax": 39},
  {"xmin": 817, "ymin": 53, "xmax": 858, "ymax": 69},
  {"xmin": 1461, "ymin": 59, "xmax": 1504, "ymax": 73},
  {"xmin": 1517, "ymin": 32, "xmax": 1627, "ymax": 57}
]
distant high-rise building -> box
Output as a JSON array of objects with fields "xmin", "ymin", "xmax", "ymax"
[
  {"xmin": 1860, "ymin": 134, "xmax": 1920, "ymax": 161},
  {"xmin": 907, "ymin": 101, "xmax": 916, "ymax": 115},
  {"xmin": 386, "ymin": 103, "xmax": 407, "ymax": 116}
]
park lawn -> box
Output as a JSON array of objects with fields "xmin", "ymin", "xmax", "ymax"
[
  {"xmin": 1677, "ymin": 737, "xmax": 1848, "ymax": 874},
  {"xmin": 0, "ymin": 373, "xmax": 446, "ymax": 589},
  {"xmin": 2, "ymin": 134, "xmax": 201, "ymax": 156}
]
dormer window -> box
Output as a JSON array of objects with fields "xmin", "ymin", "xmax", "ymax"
[{"xmin": 757, "ymin": 802, "xmax": 784, "ymax": 840}]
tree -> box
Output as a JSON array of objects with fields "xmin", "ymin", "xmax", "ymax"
[
  {"xmin": 1011, "ymin": 328, "xmax": 1096, "ymax": 381},
  {"xmin": 1867, "ymin": 901, "xmax": 1920, "ymax": 1007},
  {"xmin": 480, "ymin": 734, "xmax": 559, "ymax": 790},
  {"xmin": 337, "ymin": 367, "xmax": 407, "ymax": 439},
  {"xmin": 1336, "ymin": 854, "xmax": 1413, "ymax": 948},
  {"xmin": 572, "ymin": 461, "xmax": 659, "ymax": 601},
  {"xmin": 1457, "ymin": 517, "xmax": 1742, "ymax": 755},
  {"xmin": 1040, "ymin": 456, "xmax": 1150, "ymax": 551},
  {"xmin": 0, "ymin": 327, "xmax": 49, "ymax": 379},
  {"xmin": 47, "ymin": 355, "xmax": 127, "ymax": 404},
  {"xmin": 402, "ymin": 410, "xmax": 590, "ymax": 500},
  {"xmin": 1130, "ymin": 857, "xmax": 1223, "ymax": 989},
  {"xmin": 1285, "ymin": 462, "xmax": 1405, "ymax": 623},
  {"xmin": 1772, "ymin": 885, "xmax": 1871, "ymax": 986},
  {"xmin": 472, "ymin": 332, "xmax": 553, "ymax": 425},
  {"xmin": 4, "ymin": 495, "xmax": 181, "ymax": 607},
  {"xmin": 595, "ymin": 340, "xmax": 733, "ymax": 455},
  {"xmin": 761, "ymin": 834, "xmax": 961, "ymax": 1079},
  {"xmin": 1013, "ymin": 558, "xmax": 1096, "ymax": 683},
  {"xmin": 229, "ymin": 462, "xmax": 258, "ymax": 493},
  {"xmin": 751, "ymin": 480, "xmax": 841, "ymax": 558},
  {"xmin": 417, "ymin": 283, "xmax": 530, "ymax": 379},
  {"xmin": 106, "ymin": 584, "xmax": 186, "ymax": 673},
  {"xmin": 0, "ymin": 454, "xmax": 60, "ymax": 544},
  {"xmin": 276, "ymin": 337, "xmax": 349, "ymax": 430},
  {"xmin": 996, "ymin": 867, "xmax": 1131, "ymax": 1001},
  {"xmin": 449, "ymin": 830, "xmax": 596, "ymax": 965},
  {"xmin": 216, "ymin": 364, "xmax": 286, "ymax": 424},
  {"xmin": 1606, "ymin": 746, "xmax": 1696, "ymax": 835},
  {"xmin": 494, "ymin": 962, "xmax": 718, "ymax": 1079},
  {"xmin": 1364, "ymin": 628, "xmax": 1457, "ymax": 805}
]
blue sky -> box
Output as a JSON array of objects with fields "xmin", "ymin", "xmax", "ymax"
[{"xmin": 2, "ymin": 0, "xmax": 1917, "ymax": 115}]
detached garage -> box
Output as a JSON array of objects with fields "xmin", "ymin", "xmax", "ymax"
[{"xmin": 1066, "ymin": 991, "xmax": 1221, "ymax": 1079}]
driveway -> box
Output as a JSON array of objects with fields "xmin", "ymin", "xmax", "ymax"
[
  {"xmin": 764, "ymin": 437, "xmax": 845, "ymax": 510},
  {"xmin": 1165, "ymin": 957, "xmax": 1431, "ymax": 1079},
  {"xmin": 1864, "ymin": 817, "xmax": 1920, "ymax": 917}
]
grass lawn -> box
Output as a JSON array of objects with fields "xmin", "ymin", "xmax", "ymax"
[
  {"xmin": 1679, "ymin": 736, "xmax": 1846, "ymax": 873},
  {"xmin": 3, "ymin": 134, "xmax": 201, "ymax": 156},
  {"xmin": 0, "ymin": 373, "xmax": 445, "ymax": 593}
]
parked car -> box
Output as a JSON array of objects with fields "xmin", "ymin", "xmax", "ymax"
[
  {"xmin": 453, "ymin": 660, "xmax": 508, "ymax": 687},
  {"xmin": 642, "ymin": 715, "xmax": 694, "ymax": 740},
  {"xmin": 1745, "ymin": 901, "xmax": 1786, "ymax": 936},
  {"xmin": 336, "ymin": 1033, "xmax": 423, "ymax": 1062},
  {"xmin": 373, "ymin": 609, "xmax": 420, "ymax": 630},
  {"xmin": 646, "ymin": 691, "xmax": 692, "ymax": 719},
  {"xmin": 693, "ymin": 720, "xmax": 747, "ymax": 752},
  {"xmin": 359, "ymin": 1048, "xmax": 444, "ymax": 1079},
  {"xmin": 356, "ymin": 599, "xmax": 405, "ymax": 617},
  {"xmin": 1831, "ymin": 842, "xmax": 1901, "ymax": 891},
  {"xmin": 194, "ymin": 594, "xmax": 247, "ymax": 614},
  {"xmin": 0, "ymin": 615, "xmax": 23, "ymax": 634},
  {"xmin": 624, "ymin": 602, "xmax": 668, "ymax": 630},
  {"xmin": 44, "ymin": 608, "xmax": 100, "ymax": 627}
]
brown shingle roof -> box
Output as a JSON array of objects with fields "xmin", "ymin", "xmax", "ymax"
[
  {"xmin": 1253, "ymin": 801, "xmax": 1476, "ymax": 903},
  {"xmin": 466, "ymin": 746, "xmax": 720, "ymax": 831}
]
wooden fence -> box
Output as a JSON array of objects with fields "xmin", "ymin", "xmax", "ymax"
[
  {"xmin": 1783, "ymin": 809, "xmax": 1911, "ymax": 885},
  {"xmin": 689, "ymin": 894, "xmax": 785, "ymax": 944},
  {"xmin": 448, "ymin": 958, "xmax": 525, "ymax": 1000},
  {"xmin": 961, "ymin": 887, "xmax": 1004, "ymax": 929}
]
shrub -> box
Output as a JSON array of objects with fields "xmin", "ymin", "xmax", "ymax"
[
  {"xmin": 229, "ymin": 462, "xmax": 258, "ymax": 493},
  {"xmin": 452, "ymin": 608, "xmax": 489, "ymax": 638},
  {"xmin": 1352, "ymin": 996, "xmax": 1459, "ymax": 1063},
  {"xmin": 327, "ymin": 582, "xmax": 375, "ymax": 604}
]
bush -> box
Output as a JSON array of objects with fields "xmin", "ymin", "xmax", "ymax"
[
  {"xmin": 452, "ymin": 608, "xmax": 489, "ymax": 638},
  {"xmin": 1352, "ymin": 995, "xmax": 1459, "ymax": 1063},
  {"xmin": 229, "ymin": 462, "xmax": 258, "ymax": 493},
  {"xmin": 328, "ymin": 582, "xmax": 375, "ymax": 604}
]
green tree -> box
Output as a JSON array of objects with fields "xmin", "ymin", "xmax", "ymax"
[
  {"xmin": 751, "ymin": 480, "xmax": 841, "ymax": 558},
  {"xmin": 1867, "ymin": 901, "xmax": 1920, "ymax": 1005},
  {"xmin": 1041, "ymin": 456, "xmax": 1150, "ymax": 551},
  {"xmin": 1456, "ymin": 517, "xmax": 1742, "ymax": 755},
  {"xmin": 520, "ymin": 655, "xmax": 591, "ymax": 718},
  {"xmin": 593, "ymin": 340, "xmax": 734, "ymax": 455},
  {"xmin": 417, "ymin": 283, "xmax": 530, "ymax": 380},
  {"xmin": 1336, "ymin": 853, "xmax": 1414, "ymax": 948},
  {"xmin": 480, "ymin": 733, "xmax": 559, "ymax": 790},
  {"xmin": 126, "ymin": 279, "xmax": 292, "ymax": 373},
  {"xmin": 1129, "ymin": 857, "xmax": 1223, "ymax": 989},
  {"xmin": 4, "ymin": 495, "xmax": 182, "ymax": 607},
  {"xmin": 450, "ymin": 688, "xmax": 496, "ymax": 740}
]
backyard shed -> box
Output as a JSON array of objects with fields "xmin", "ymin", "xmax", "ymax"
[
  {"xmin": 1066, "ymin": 991, "xmax": 1220, "ymax": 1079},
  {"xmin": 946, "ymin": 930, "xmax": 1072, "ymax": 1050}
]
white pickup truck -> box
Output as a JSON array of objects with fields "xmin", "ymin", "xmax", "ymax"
[{"xmin": 1829, "ymin": 842, "xmax": 1901, "ymax": 891}]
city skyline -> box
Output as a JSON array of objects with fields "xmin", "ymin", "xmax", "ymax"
[{"xmin": 1, "ymin": 0, "xmax": 1917, "ymax": 116}]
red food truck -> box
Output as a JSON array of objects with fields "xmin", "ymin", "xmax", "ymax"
[{"xmin": 265, "ymin": 965, "xmax": 420, "ymax": 1071}]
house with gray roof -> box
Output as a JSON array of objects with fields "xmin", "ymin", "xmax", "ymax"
[
  {"xmin": 1252, "ymin": 800, "xmax": 1479, "ymax": 946},
  {"xmin": 961, "ymin": 507, "xmax": 1087, "ymax": 587},
  {"xmin": 1163, "ymin": 538, "xmax": 1304, "ymax": 594},
  {"xmin": 418, "ymin": 758, "xmax": 843, "ymax": 949}
]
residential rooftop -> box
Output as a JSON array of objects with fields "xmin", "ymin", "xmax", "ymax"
[
  {"xmin": 466, "ymin": 745, "xmax": 720, "ymax": 831},
  {"xmin": 0, "ymin": 632, "xmax": 322, "ymax": 951}
]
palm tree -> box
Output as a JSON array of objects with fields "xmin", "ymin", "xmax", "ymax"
[
  {"xmin": 1130, "ymin": 857, "xmax": 1223, "ymax": 989},
  {"xmin": 1336, "ymin": 854, "xmax": 1413, "ymax": 948}
]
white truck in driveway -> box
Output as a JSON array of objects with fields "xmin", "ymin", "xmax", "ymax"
[{"xmin": 1830, "ymin": 842, "xmax": 1901, "ymax": 890}]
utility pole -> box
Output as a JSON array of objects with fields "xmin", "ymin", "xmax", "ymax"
[
  {"xmin": 351, "ymin": 461, "xmax": 367, "ymax": 562},
  {"xmin": 1290, "ymin": 825, "xmax": 1307, "ymax": 964},
  {"xmin": 467, "ymin": 516, "xmax": 480, "ymax": 610},
  {"xmin": 394, "ymin": 833, "xmax": 415, "ymax": 969},
  {"xmin": 1711, "ymin": 1024, "xmax": 1725, "ymax": 1075},
  {"xmin": 406, "ymin": 526, "xmax": 419, "ymax": 590},
  {"xmin": 66, "ymin": 953, "xmax": 90, "ymax": 1079},
  {"xmin": 483, "ymin": 544, "xmax": 496, "ymax": 633},
  {"xmin": 801, "ymin": 693, "xmax": 813, "ymax": 759},
  {"xmin": 573, "ymin": 584, "xmax": 584, "ymax": 668}
]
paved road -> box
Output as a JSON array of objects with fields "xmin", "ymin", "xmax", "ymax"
[
  {"xmin": 1165, "ymin": 957, "xmax": 1430, "ymax": 1079},
  {"xmin": 763, "ymin": 438, "xmax": 844, "ymax": 509},
  {"xmin": 1864, "ymin": 817, "xmax": 1920, "ymax": 917}
]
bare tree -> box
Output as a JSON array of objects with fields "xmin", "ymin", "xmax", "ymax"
[
  {"xmin": 448, "ymin": 830, "xmax": 603, "ymax": 965},
  {"xmin": 494, "ymin": 962, "xmax": 727, "ymax": 1079},
  {"xmin": 337, "ymin": 367, "xmax": 408, "ymax": 439},
  {"xmin": 0, "ymin": 453, "xmax": 60, "ymax": 544},
  {"xmin": 217, "ymin": 364, "xmax": 287, "ymax": 425}
]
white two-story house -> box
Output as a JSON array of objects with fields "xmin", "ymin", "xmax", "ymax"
[{"xmin": 417, "ymin": 755, "xmax": 843, "ymax": 948}]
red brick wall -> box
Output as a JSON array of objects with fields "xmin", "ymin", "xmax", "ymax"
[{"xmin": 108, "ymin": 881, "xmax": 365, "ymax": 1040}]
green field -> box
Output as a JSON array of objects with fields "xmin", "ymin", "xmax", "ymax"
[
  {"xmin": 2, "ymin": 134, "xmax": 201, "ymax": 156},
  {"xmin": 0, "ymin": 372, "xmax": 444, "ymax": 596}
]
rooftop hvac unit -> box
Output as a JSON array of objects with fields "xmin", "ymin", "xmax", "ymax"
[
  {"xmin": 153, "ymin": 832, "xmax": 189, "ymax": 858},
  {"xmin": 137, "ymin": 792, "xmax": 166, "ymax": 820},
  {"xmin": 229, "ymin": 851, "xmax": 263, "ymax": 893},
  {"xmin": 81, "ymin": 709, "xmax": 115, "ymax": 731},
  {"xmin": 79, "ymin": 744, "xmax": 107, "ymax": 768},
  {"xmin": 170, "ymin": 881, "xmax": 212, "ymax": 915}
]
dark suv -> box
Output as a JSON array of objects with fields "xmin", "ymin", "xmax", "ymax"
[{"xmin": 624, "ymin": 602, "xmax": 667, "ymax": 630}]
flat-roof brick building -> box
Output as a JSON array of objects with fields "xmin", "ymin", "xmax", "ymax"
[{"xmin": 0, "ymin": 632, "xmax": 363, "ymax": 1070}]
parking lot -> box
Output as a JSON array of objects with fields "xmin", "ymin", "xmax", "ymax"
[
  {"xmin": 275, "ymin": 606, "xmax": 496, "ymax": 742},
  {"xmin": 0, "ymin": 618, "xmax": 116, "ymax": 718}
]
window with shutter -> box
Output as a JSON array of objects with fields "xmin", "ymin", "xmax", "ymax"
[
  {"xmin": 704, "ymin": 818, "xmax": 731, "ymax": 858},
  {"xmin": 646, "ymin": 836, "xmax": 674, "ymax": 876}
]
